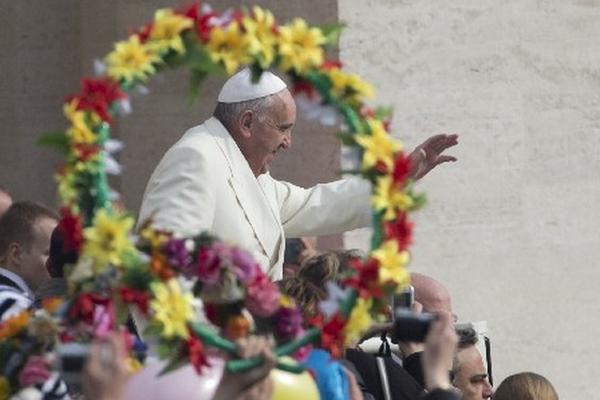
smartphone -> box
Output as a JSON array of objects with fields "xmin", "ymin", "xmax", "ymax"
[
  {"xmin": 392, "ymin": 285, "xmax": 414, "ymax": 318},
  {"xmin": 56, "ymin": 342, "xmax": 89, "ymax": 391}
]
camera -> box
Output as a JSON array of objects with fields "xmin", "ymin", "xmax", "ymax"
[
  {"xmin": 392, "ymin": 309, "xmax": 437, "ymax": 343},
  {"xmin": 56, "ymin": 342, "xmax": 89, "ymax": 391}
]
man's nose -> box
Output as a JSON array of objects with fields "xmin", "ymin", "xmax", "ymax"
[
  {"xmin": 483, "ymin": 380, "xmax": 494, "ymax": 398},
  {"xmin": 282, "ymin": 133, "xmax": 292, "ymax": 149}
]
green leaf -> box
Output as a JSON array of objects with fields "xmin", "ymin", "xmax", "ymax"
[
  {"xmin": 374, "ymin": 106, "xmax": 394, "ymax": 120},
  {"xmin": 319, "ymin": 22, "xmax": 345, "ymax": 47},
  {"xmin": 336, "ymin": 131, "xmax": 357, "ymax": 146},
  {"xmin": 37, "ymin": 132, "xmax": 70, "ymax": 155},
  {"xmin": 188, "ymin": 68, "xmax": 208, "ymax": 103}
]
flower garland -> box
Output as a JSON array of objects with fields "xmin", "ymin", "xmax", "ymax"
[{"xmin": 17, "ymin": 1, "xmax": 426, "ymax": 394}]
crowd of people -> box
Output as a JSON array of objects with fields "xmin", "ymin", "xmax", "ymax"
[{"xmin": 0, "ymin": 67, "xmax": 559, "ymax": 399}]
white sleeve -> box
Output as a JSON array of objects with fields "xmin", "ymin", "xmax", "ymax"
[
  {"xmin": 274, "ymin": 176, "xmax": 372, "ymax": 238},
  {"xmin": 137, "ymin": 144, "xmax": 216, "ymax": 238}
]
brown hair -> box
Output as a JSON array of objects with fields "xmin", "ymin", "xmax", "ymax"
[
  {"xmin": 0, "ymin": 201, "xmax": 58, "ymax": 255},
  {"xmin": 283, "ymin": 249, "xmax": 365, "ymax": 317},
  {"xmin": 493, "ymin": 372, "xmax": 558, "ymax": 400}
]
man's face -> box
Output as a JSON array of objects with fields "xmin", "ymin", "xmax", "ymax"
[
  {"xmin": 251, "ymin": 89, "xmax": 296, "ymax": 175},
  {"xmin": 453, "ymin": 346, "xmax": 493, "ymax": 400},
  {"xmin": 19, "ymin": 217, "xmax": 56, "ymax": 291}
]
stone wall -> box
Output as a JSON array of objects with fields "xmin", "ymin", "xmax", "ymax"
[{"xmin": 339, "ymin": 0, "xmax": 600, "ymax": 397}]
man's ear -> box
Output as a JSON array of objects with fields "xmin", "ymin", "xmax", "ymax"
[
  {"xmin": 238, "ymin": 110, "xmax": 254, "ymax": 139},
  {"xmin": 6, "ymin": 242, "xmax": 23, "ymax": 267}
]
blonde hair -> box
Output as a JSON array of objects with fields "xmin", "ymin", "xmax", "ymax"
[{"xmin": 493, "ymin": 372, "xmax": 558, "ymax": 400}]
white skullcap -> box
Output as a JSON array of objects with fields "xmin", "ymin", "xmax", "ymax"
[{"xmin": 217, "ymin": 68, "xmax": 287, "ymax": 103}]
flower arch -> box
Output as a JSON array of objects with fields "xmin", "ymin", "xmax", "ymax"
[{"xmin": 1, "ymin": 2, "xmax": 425, "ymax": 396}]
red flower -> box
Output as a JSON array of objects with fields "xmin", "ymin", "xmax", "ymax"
[
  {"xmin": 344, "ymin": 257, "xmax": 382, "ymax": 299},
  {"xmin": 291, "ymin": 79, "xmax": 316, "ymax": 99},
  {"xmin": 176, "ymin": 2, "xmax": 217, "ymax": 43},
  {"xmin": 57, "ymin": 208, "xmax": 83, "ymax": 254},
  {"xmin": 73, "ymin": 143, "xmax": 100, "ymax": 161},
  {"xmin": 134, "ymin": 23, "xmax": 154, "ymax": 43},
  {"xmin": 392, "ymin": 152, "xmax": 411, "ymax": 186},
  {"xmin": 69, "ymin": 294, "xmax": 97, "ymax": 325},
  {"xmin": 384, "ymin": 212, "xmax": 413, "ymax": 251},
  {"xmin": 186, "ymin": 333, "xmax": 210, "ymax": 374},
  {"xmin": 308, "ymin": 313, "xmax": 345, "ymax": 358},
  {"xmin": 321, "ymin": 60, "xmax": 343, "ymax": 70},
  {"xmin": 119, "ymin": 287, "xmax": 150, "ymax": 314},
  {"xmin": 66, "ymin": 77, "xmax": 126, "ymax": 123}
]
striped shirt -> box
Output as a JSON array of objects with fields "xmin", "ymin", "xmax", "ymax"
[{"xmin": 0, "ymin": 267, "xmax": 33, "ymax": 321}]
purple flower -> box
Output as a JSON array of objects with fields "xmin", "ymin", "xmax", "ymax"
[
  {"xmin": 230, "ymin": 247, "xmax": 258, "ymax": 283},
  {"xmin": 275, "ymin": 305, "xmax": 304, "ymax": 341},
  {"xmin": 245, "ymin": 270, "xmax": 280, "ymax": 317},
  {"xmin": 163, "ymin": 238, "xmax": 191, "ymax": 269}
]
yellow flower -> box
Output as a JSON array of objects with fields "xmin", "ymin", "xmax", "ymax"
[
  {"xmin": 140, "ymin": 225, "xmax": 168, "ymax": 250},
  {"xmin": 105, "ymin": 35, "xmax": 161, "ymax": 84},
  {"xmin": 343, "ymin": 298, "xmax": 373, "ymax": 346},
  {"xmin": 0, "ymin": 310, "xmax": 31, "ymax": 339},
  {"xmin": 372, "ymin": 176, "xmax": 414, "ymax": 220},
  {"xmin": 56, "ymin": 169, "xmax": 78, "ymax": 205},
  {"xmin": 327, "ymin": 68, "xmax": 375, "ymax": 105},
  {"xmin": 243, "ymin": 6, "xmax": 278, "ymax": 67},
  {"xmin": 278, "ymin": 18, "xmax": 325, "ymax": 73},
  {"xmin": 83, "ymin": 209, "xmax": 135, "ymax": 270},
  {"xmin": 125, "ymin": 357, "xmax": 143, "ymax": 374},
  {"xmin": 354, "ymin": 118, "xmax": 401, "ymax": 171},
  {"xmin": 64, "ymin": 99, "xmax": 99, "ymax": 145},
  {"xmin": 372, "ymin": 240, "xmax": 410, "ymax": 286},
  {"xmin": 0, "ymin": 377, "xmax": 9, "ymax": 400},
  {"xmin": 150, "ymin": 278, "xmax": 195, "ymax": 339},
  {"xmin": 206, "ymin": 21, "xmax": 251, "ymax": 75},
  {"xmin": 279, "ymin": 295, "xmax": 296, "ymax": 308},
  {"xmin": 148, "ymin": 9, "xmax": 194, "ymax": 55}
]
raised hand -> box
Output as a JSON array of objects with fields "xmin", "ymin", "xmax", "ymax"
[{"xmin": 408, "ymin": 134, "xmax": 459, "ymax": 180}]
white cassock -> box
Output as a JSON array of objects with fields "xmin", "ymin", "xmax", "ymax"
[{"xmin": 137, "ymin": 117, "xmax": 371, "ymax": 280}]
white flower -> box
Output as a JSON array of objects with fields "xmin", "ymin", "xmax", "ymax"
[{"xmin": 318, "ymin": 281, "xmax": 352, "ymax": 318}]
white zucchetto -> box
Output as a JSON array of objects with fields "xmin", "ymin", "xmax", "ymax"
[{"xmin": 217, "ymin": 68, "xmax": 287, "ymax": 103}]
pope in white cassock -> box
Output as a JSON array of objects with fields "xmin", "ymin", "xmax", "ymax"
[{"xmin": 137, "ymin": 68, "xmax": 458, "ymax": 279}]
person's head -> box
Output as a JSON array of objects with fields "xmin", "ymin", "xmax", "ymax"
[
  {"xmin": 492, "ymin": 372, "xmax": 557, "ymax": 400},
  {"xmin": 0, "ymin": 185, "xmax": 13, "ymax": 216},
  {"xmin": 214, "ymin": 69, "xmax": 296, "ymax": 177},
  {"xmin": 452, "ymin": 328, "xmax": 493, "ymax": 400},
  {"xmin": 0, "ymin": 201, "xmax": 58, "ymax": 291},
  {"xmin": 283, "ymin": 237, "xmax": 318, "ymax": 279},
  {"xmin": 278, "ymin": 276, "xmax": 323, "ymax": 317},
  {"xmin": 282, "ymin": 249, "xmax": 364, "ymax": 316},
  {"xmin": 411, "ymin": 272, "xmax": 455, "ymax": 320}
]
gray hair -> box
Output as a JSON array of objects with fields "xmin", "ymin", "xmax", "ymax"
[{"xmin": 213, "ymin": 95, "xmax": 275, "ymax": 132}]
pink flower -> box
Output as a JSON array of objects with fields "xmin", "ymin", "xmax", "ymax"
[
  {"xmin": 230, "ymin": 247, "xmax": 258, "ymax": 283},
  {"xmin": 196, "ymin": 245, "xmax": 223, "ymax": 285},
  {"xmin": 245, "ymin": 270, "xmax": 280, "ymax": 317},
  {"xmin": 18, "ymin": 356, "xmax": 50, "ymax": 387}
]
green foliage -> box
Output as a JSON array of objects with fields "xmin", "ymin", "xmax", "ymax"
[{"xmin": 37, "ymin": 132, "xmax": 70, "ymax": 155}]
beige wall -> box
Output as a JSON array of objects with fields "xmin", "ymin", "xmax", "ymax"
[
  {"xmin": 340, "ymin": 0, "xmax": 600, "ymax": 398},
  {"xmin": 0, "ymin": 0, "xmax": 341, "ymax": 248}
]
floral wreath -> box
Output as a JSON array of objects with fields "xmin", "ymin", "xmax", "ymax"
[{"xmin": 1, "ymin": 2, "xmax": 424, "ymax": 397}]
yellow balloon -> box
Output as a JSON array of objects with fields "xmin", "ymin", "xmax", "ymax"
[{"xmin": 271, "ymin": 358, "xmax": 320, "ymax": 400}]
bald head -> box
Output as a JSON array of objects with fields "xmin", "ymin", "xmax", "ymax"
[
  {"xmin": 0, "ymin": 187, "xmax": 12, "ymax": 216},
  {"xmin": 411, "ymin": 272, "xmax": 453, "ymax": 315}
]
